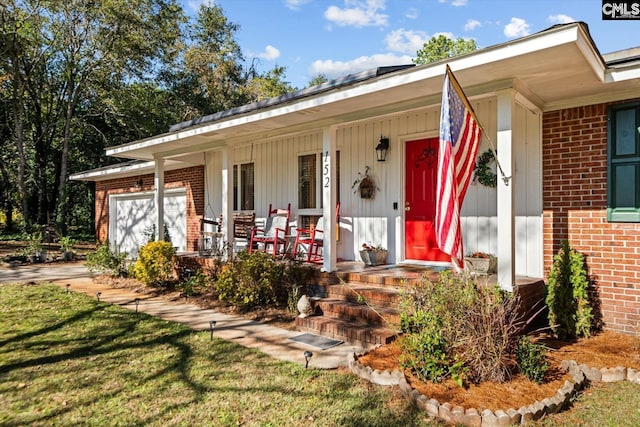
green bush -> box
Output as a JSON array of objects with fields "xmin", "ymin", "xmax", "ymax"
[
  {"xmin": 546, "ymin": 240, "xmax": 593, "ymax": 340},
  {"xmin": 213, "ymin": 251, "xmax": 313, "ymax": 312},
  {"xmin": 133, "ymin": 241, "xmax": 176, "ymax": 286},
  {"xmin": 516, "ymin": 336, "xmax": 549, "ymax": 384},
  {"xmin": 398, "ymin": 271, "xmax": 522, "ymax": 385},
  {"xmin": 177, "ymin": 268, "xmax": 210, "ymax": 297},
  {"xmin": 399, "ymin": 311, "xmax": 466, "ymax": 385},
  {"xmin": 85, "ymin": 242, "xmax": 128, "ymax": 276}
]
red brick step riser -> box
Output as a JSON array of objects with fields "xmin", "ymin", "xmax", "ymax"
[
  {"xmin": 310, "ymin": 299, "xmax": 400, "ymax": 327},
  {"xmin": 295, "ymin": 316, "xmax": 398, "ymax": 346},
  {"xmin": 325, "ymin": 284, "xmax": 401, "ymax": 309}
]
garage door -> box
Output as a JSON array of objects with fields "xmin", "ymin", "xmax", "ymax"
[{"xmin": 109, "ymin": 189, "xmax": 187, "ymax": 258}]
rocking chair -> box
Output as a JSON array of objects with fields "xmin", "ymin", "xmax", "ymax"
[
  {"xmin": 249, "ymin": 203, "xmax": 291, "ymax": 256},
  {"xmin": 293, "ymin": 202, "xmax": 340, "ymax": 263}
]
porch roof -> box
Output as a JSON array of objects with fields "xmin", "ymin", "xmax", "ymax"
[{"xmin": 80, "ymin": 22, "xmax": 640, "ymax": 177}]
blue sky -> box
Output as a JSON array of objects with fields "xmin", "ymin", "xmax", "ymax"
[{"xmin": 182, "ymin": 0, "xmax": 640, "ymax": 89}]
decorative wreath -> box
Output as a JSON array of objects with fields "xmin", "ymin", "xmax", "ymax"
[{"xmin": 475, "ymin": 149, "xmax": 497, "ymax": 188}]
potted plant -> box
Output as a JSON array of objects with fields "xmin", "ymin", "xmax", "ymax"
[
  {"xmin": 59, "ymin": 236, "xmax": 75, "ymax": 261},
  {"xmin": 464, "ymin": 251, "xmax": 497, "ymax": 274},
  {"xmin": 359, "ymin": 243, "xmax": 388, "ymax": 266},
  {"xmin": 352, "ymin": 166, "xmax": 377, "ymax": 199}
]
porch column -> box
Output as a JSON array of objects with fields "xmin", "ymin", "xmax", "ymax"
[
  {"xmin": 154, "ymin": 157, "xmax": 165, "ymax": 241},
  {"xmin": 496, "ymin": 89, "xmax": 515, "ymax": 291},
  {"xmin": 321, "ymin": 126, "xmax": 337, "ymax": 272},
  {"xmin": 221, "ymin": 145, "xmax": 234, "ymax": 251}
]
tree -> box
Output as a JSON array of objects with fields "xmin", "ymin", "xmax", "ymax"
[
  {"xmin": 0, "ymin": 0, "xmax": 296, "ymax": 236},
  {"xmin": 1, "ymin": 0, "xmax": 186, "ymax": 232},
  {"xmin": 244, "ymin": 65, "xmax": 294, "ymax": 101},
  {"xmin": 413, "ymin": 35, "xmax": 477, "ymax": 65},
  {"xmin": 307, "ymin": 73, "xmax": 328, "ymax": 88}
]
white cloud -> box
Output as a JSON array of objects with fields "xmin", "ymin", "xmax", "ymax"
[
  {"xmin": 187, "ymin": 0, "xmax": 213, "ymax": 12},
  {"xmin": 464, "ymin": 19, "xmax": 481, "ymax": 31},
  {"xmin": 285, "ymin": 0, "xmax": 312, "ymax": 10},
  {"xmin": 385, "ymin": 29, "xmax": 430, "ymax": 54},
  {"xmin": 548, "ymin": 14, "xmax": 576, "ymax": 24},
  {"xmin": 257, "ymin": 45, "xmax": 281, "ymax": 61},
  {"xmin": 504, "ymin": 17, "xmax": 531, "ymax": 38},
  {"xmin": 324, "ymin": 0, "xmax": 388, "ymax": 28},
  {"xmin": 438, "ymin": 0, "xmax": 468, "ymax": 5},
  {"xmin": 405, "ymin": 7, "xmax": 418, "ymax": 19},
  {"xmin": 309, "ymin": 53, "xmax": 413, "ymax": 80}
]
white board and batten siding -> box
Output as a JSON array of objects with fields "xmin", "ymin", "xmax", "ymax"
[
  {"xmin": 202, "ymin": 96, "xmax": 543, "ymax": 278},
  {"xmin": 109, "ymin": 189, "xmax": 187, "ymax": 259}
]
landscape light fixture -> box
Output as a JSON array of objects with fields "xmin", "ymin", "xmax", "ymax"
[
  {"xmin": 304, "ymin": 351, "xmax": 313, "ymax": 369},
  {"xmin": 134, "ymin": 298, "xmax": 140, "ymax": 313},
  {"xmin": 375, "ymin": 135, "xmax": 390, "ymax": 162},
  {"xmin": 210, "ymin": 320, "xmax": 217, "ymax": 340},
  {"xmin": 96, "ymin": 292, "xmax": 102, "ymax": 302},
  {"xmin": 66, "ymin": 283, "xmax": 70, "ymax": 293}
]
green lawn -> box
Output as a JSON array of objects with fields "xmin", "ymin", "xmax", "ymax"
[{"xmin": 0, "ymin": 283, "xmax": 638, "ymax": 426}]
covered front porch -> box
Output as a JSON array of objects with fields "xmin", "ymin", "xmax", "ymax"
[{"xmin": 75, "ymin": 24, "xmax": 610, "ymax": 294}]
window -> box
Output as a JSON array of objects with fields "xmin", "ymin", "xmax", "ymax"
[
  {"xmin": 233, "ymin": 163, "xmax": 254, "ymax": 211},
  {"xmin": 608, "ymin": 102, "xmax": 640, "ymax": 222},
  {"xmin": 297, "ymin": 151, "xmax": 341, "ymax": 229},
  {"xmin": 298, "ymin": 154, "xmax": 317, "ymax": 209}
]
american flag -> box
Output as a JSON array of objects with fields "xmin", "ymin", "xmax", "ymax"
[{"xmin": 435, "ymin": 66, "xmax": 482, "ymax": 268}]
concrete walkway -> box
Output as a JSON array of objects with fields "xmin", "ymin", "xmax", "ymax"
[{"xmin": 0, "ymin": 263, "xmax": 366, "ymax": 369}]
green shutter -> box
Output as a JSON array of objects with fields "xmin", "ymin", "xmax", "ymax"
[{"xmin": 608, "ymin": 103, "xmax": 640, "ymax": 222}]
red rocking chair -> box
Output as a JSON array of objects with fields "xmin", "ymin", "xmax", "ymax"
[
  {"xmin": 249, "ymin": 203, "xmax": 291, "ymax": 256},
  {"xmin": 293, "ymin": 202, "xmax": 340, "ymax": 263}
]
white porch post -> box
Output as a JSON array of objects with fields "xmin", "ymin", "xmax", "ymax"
[
  {"xmin": 321, "ymin": 126, "xmax": 337, "ymax": 272},
  {"xmin": 496, "ymin": 89, "xmax": 515, "ymax": 291},
  {"xmin": 154, "ymin": 158, "xmax": 165, "ymax": 241},
  {"xmin": 221, "ymin": 146, "xmax": 234, "ymax": 250}
]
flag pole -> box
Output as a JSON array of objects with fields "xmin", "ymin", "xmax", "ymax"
[{"xmin": 445, "ymin": 65, "xmax": 511, "ymax": 186}]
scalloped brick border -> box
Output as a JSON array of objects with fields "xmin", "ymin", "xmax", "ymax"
[{"xmin": 348, "ymin": 352, "xmax": 639, "ymax": 426}]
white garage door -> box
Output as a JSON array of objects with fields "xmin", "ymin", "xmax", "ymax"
[{"xmin": 109, "ymin": 189, "xmax": 187, "ymax": 258}]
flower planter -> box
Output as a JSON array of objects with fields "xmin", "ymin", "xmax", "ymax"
[
  {"xmin": 359, "ymin": 250, "xmax": 388, "ymax": 266},
  {"xmin": 464, "ymin": 256, "xmax": 497, "ymax": 274}
]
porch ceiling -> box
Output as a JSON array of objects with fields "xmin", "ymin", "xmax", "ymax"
[{"xmin": 106, "ymin": 23, "xmax": 640, "ymax": 163}]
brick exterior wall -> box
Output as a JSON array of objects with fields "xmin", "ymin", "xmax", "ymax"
[
  {"xmin": 543, "ymin": 101, "xmax": 640, "ymax": 334},
  {"xmin": 95, "ymin": 166, "xmax": 204, "ymax": 252}
]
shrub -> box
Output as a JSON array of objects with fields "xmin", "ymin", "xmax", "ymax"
[
  {"xmin": 213, "ymin": 251, "xmax": 313, "ymax": 312},
  {"xmin": 516, "ymin": 336, "xmax": 549, "ymax": 384},
  {"xmin": 177, "ymin": 268, "xmax": 210, "ymax": 297},
  {"xmin": 133, "ymin": 241, "xmax": 176, "ymax": 286},
  {"xmin": 546, "ymin": 240, "xmax": 593, "ymax": 340},
  {"xmin": 399, "ymin": 271, "xmax": 522, "ymax": 385},
  {"xmin": 85, "ymin": 242, "xmax": 128, "ymax": 276}
]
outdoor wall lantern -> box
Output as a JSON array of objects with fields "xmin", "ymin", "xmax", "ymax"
[
  {"xmin": 134, "ymin": 178, "xmax": 143, "ymax": 189},
  {"xmin": 376, "ymin": 135, "xmax": 390, "ymax": 162}
]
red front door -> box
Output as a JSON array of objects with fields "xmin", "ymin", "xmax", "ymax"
[{"xmin": 405, "ymin": 138, "xmax": 449, "ymax": 261}]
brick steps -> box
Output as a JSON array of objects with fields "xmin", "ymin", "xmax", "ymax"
[
  {"xmin": 295, "ymin": 315, "xmax": 398, "ymax": 346},
  {"xmin": 325, "ymin": 283, "xmax": 402, "ymax": 309},
  {"xmin": 294, "ymin": 269, "xmax": 412, "ymax": 347},
  {"xmin": 311, "ymin": 298, "xmax": 400, "ymax": 327}
]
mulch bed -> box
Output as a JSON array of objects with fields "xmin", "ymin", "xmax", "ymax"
[{"xmin": 357, "ymin": 331, "xmax": 640, "ymax": 412}]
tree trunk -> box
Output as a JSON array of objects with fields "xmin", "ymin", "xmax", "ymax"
[{"xmin": 9, "ymin": 51, "xmax": 28, "ymax": 227}]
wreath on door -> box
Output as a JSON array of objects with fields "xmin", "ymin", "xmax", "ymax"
[{"xmin": 475, "ymin": 149, "xmax": 497, "ymax": 188}]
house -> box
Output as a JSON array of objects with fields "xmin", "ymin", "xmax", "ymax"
[{"xmin": 72, "ymin": 22, "xmax": 640, "ymax": 334}]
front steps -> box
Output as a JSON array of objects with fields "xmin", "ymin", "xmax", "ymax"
[{"xmin": 295, "ymin": 266, "xmax": 434, "ymax": 348}]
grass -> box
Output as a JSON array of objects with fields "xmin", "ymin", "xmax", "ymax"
[
  {"xmin": 0, "ymin": 283, "xmax": 428, "ymax": 426},
  {"xmin": 1, "ymin": 283, "xmax": 638, "ymax": 426}
]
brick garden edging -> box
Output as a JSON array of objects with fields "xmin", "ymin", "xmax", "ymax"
[{"xmin": 348, "ymin": 352, "xmax": 640, "ymax": 426}]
